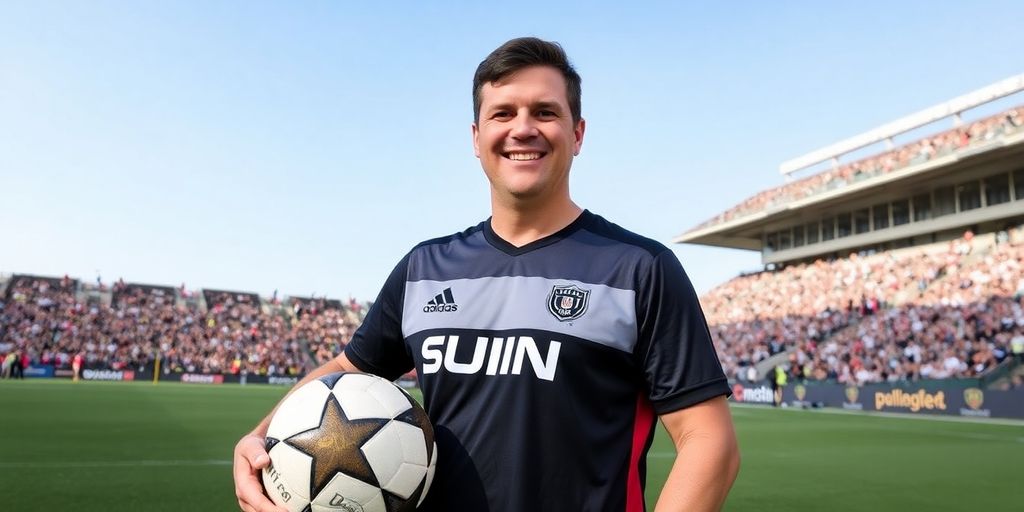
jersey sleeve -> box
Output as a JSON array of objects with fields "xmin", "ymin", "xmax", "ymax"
[
  {"xmin": 343, "ymin": 253, "xmax": 413, "ymax": 381},
  {"xmin": 635, "ymin": 249, "xmax": 730, "ymax": 415}
]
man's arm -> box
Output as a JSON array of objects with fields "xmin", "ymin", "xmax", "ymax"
[
  {"xmin": 232, "ymin": 353, "xmax": 361, "ymax": 512},
  {"xmin": 653, "ymin": 396, "xmax": 740, "ymax": 512}
]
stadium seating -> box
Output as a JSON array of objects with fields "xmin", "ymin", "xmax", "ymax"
[
  {"xmin": 688, "ymin": 106, "xmax": 1023, "ymax": 233},
  {"xmin": 4, "ymin": 230, "xmax": 1021, "ymax": 388},
  {"xmin": 0, "ymin": 275, "xmax": 367, "ymax": 377},
  {"xmin": 704, "ymin": 226, "xmax": 1024, "ymax": 386}
]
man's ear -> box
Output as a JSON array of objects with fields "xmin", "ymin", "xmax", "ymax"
[
  {"xmin": 573, "ymin": 118, "xmax": 586, "ymax": 156},
  {"xmin": 472, "ymin": 123, "xmax": 481, "ymax": 158}
]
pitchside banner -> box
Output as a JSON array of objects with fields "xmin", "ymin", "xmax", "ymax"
[
  {"xmin": 22, "ymin": 366, "xmax": 300, "ymax": 386},
  {"xmin": 158, "ymin": 372, "xmax": 299, "ymax": 386},
  {"xmin": 730, "ymin": 383, "xmax": 777, "ymax": 406},
  {"xmin": 782, "ymin": 382, "xmax": 1024, "ymax": 420},
  {"xmin": 25, "ymin": 364, "xmax": 55, "ymax": 378}
]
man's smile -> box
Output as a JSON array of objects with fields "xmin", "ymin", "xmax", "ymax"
[{"xmin": 502, "ymin": 151, "xmax": 547, "ymax": 161}]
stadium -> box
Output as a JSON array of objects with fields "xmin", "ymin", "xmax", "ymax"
[
  {"xmin": 4, "ymin": 74, "xmax": 1023, "ymax": 511},
  {"xmin": 680, "ymin": 74, "xmax": 1024, "ymax": 413},
  {"xmin": 6, "ymin": 2, "xmax": 1024, "ymax": 509}
]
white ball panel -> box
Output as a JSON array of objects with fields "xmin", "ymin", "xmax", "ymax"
[
  {"xmin": 363, "ymin": 422, "xmax": 428, "ymax": 499},
  {"xmin": 310, "ymin": 472, "xmax": 385, "ymax": 512},
  {"xmin": 417, "ymin": 443, "xmax": 437, "ymax": 508},
  {"xmin": 362, "ymin": 493, "xmax": 387, "ymax": 512},
  {"xmin": 267, "ymin": 380, "xmax": 331, "ymax": 440},
  {"xmin": 385, "ymin": 462, "xmax": 428, "ymax": 500},
  {"xmin": 393, "ymin": 421, "xmax": 428, "ymax": 467},
  {"xmin": 262, "ymin": 443, "xmax": 313, "ymax": 511},
  {"xmin": 335, "ymin": 387, "xmax": 389, "ymax": 421},
  {"xmin": 361, "ymin": 421, "xmax": 404, "ymax": 490},
  {"xmin": 334, "ymin": 373, "xmax": 412, "ymax": 420},
  {"xmin": 338, "ymin": 372, "xmax": 376, "ymax": 392},
  {"xmin": 366, "ymin": 377, "xmax": 413, "ymax": 418},
  {"xmin": 334, "ymin": 374, "xmax": 390, "ymax": 420}
]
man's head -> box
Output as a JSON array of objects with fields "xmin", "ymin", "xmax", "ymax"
[
  {"xmin": 472, "ymin": 37, "xmax": 582, "ymax": 125},
  {"xmin": 472, "ymin": 37, "xmax": 585, "ymax": 206}
]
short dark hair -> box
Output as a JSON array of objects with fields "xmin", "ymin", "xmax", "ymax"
[{"xmin": 473, "ymin": 37, "xmax": 582, "ymax": 124}]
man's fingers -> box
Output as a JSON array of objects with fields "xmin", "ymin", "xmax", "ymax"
[
  {"xmin": 234, "ymin": 435, "xmax": 285, "ymax": 512},
  {"xmin": 246, "ymin": 447, "xmax": 270, "ymax": 470},
  {"xmin": 236, "ymin": 434, "xmax": 270, "ymax": 469},
  {"xmin": 239, "ymin": 498, "xmax": 286, "ymax": 512},
  {"xmin": 235, "ymin": 471, "xmax": 285, "ymax": 512}
]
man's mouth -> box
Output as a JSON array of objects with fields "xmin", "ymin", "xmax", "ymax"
[{"xmin": 502, "ymin": 151, "xmax": 546, "ymax": 161}]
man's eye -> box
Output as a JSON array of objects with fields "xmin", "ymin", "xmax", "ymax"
[
  {"xmin": 493, "ymin": 111, "xmax": 511, "ymax": 119},
  {"xmin": 537, "ymin": 110, "xmax": 556, "ymax": 118}
]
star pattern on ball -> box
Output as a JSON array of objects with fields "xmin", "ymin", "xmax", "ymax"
[{"xmin": 284, "ymin": 393, "xmax": 389, "ymax": 498}]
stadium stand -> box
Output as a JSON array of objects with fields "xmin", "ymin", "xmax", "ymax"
[
  {"xmin": 0, "ymin": 274, "xmax": 368, "ymax": 378},
  {"xmin": 706, "ymin": 227, "xmax": 1024, "ymax": 385},
  {"xmin": 688, "ymin": 106, "xmax": 1023, "ymax": 234},
  {"xmin": 681, "ymin": 76, "xmax": 1024, "ymax": 390},
  {"xmin": 288, "ymin": 297, "xmax": 363, "ymax": 366}
]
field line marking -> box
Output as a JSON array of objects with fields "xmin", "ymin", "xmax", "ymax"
[
  {"xmin": 729, "ymin": 403, "xmax": 1024, "ymax": 427},
  {"xmin": 0, "ymin": 460, "xmax": 232, "ymax": 469}
]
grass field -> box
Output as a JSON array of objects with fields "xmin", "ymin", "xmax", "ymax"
[{"xmin": 1, "ymin": 380, "xmax": 1021, "ymax": 511}]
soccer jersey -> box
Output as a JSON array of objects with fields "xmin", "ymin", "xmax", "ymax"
[{"xmin": 345, "ymin": 210, "xmax": 729, "ymax": 512}]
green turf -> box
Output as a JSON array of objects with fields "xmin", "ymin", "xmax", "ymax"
[{"xmin": 1, "ymin": 380, "xmax": 1021, "ymax": 511}]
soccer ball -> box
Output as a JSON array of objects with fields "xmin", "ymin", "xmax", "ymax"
[{"xmin": 262, "ymin": 372, "xmax": 437, "ymax": 512}]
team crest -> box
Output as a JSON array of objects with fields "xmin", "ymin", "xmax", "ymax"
[
  {"xmin": 845, "ymin": 386, "xmax": 859, "ymax": 404},
  {"xmin": 794, "ymin": 384, "xmax": 806, "ymax": 401},
  {"xmin": 963, "ymin": 388, "xmax": 984, "ymax": 410},
  {"xmin": 547, "ymin": 284, "xmax": 590, "ymax": 322}
]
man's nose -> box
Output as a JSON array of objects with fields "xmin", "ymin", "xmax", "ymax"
[{"xmin": 510, "ymin": 111, "xmax": 539, "ymax": 139}]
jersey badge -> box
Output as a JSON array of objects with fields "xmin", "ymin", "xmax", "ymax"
[{"xmin": 547, "ymin": 284, "xmax": 590, "ymax": 321}]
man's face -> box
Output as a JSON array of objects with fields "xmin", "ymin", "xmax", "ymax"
[{"xmin": 473, "ymin": 66, "xmax": 585, "ymax": 205}]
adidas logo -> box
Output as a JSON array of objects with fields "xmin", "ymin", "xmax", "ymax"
[{"xmin": 423, "ymin": 287, "xmax": 458, "ymax": 313}]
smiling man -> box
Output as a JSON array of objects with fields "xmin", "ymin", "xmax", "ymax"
[{"xmin": 235, "ymin": 37, "xmax": 739, "ymax": 512}]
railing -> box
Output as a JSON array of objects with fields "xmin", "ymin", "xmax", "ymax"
[{"xmin": 979, "ymin": 357, "xmax": 1022, "ymax": 390}]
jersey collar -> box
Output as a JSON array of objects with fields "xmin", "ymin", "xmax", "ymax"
[{"xmin": 483, "ymin": 210, "xmax": 593, "ymax": 256}]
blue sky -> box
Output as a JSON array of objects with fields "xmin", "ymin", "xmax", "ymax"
[{"xmin": 2, "ymin": 1, "xmax": 1022, "ymax": 300}]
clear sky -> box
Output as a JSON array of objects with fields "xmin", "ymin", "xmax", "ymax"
[{"xmin": 2, "ymin": 1, "xmax": 1022, "ymax": 301}]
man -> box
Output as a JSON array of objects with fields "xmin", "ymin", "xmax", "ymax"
[
  {"xmin": 771, "ymin": 365, "xmax": 787, "ymax": 407},
  {"xmin": 72, "ymin": 351, "xmax": 83, "ymax": 382},
  {"xmin": 235, "ymin": 37, "xmax": 739, "ymax": 512},
  {"xmin": 12, "ymin": 350, "xmax": 26, "ymax": 379}
]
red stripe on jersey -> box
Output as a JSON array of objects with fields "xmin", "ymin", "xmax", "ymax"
[{"xmin": 626, "ymin": 394, "xmax": 656, "ymax": 512}]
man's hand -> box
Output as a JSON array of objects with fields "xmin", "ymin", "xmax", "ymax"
[{"xmin": 233, "ymin": 433, "xmax": 286, "ymax": 512}]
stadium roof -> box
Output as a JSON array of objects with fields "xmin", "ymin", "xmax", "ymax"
[
  {"xmin": 779, "ymin": 73, "xmax": 1024, "ymax": 176},
  {"xmin": 676, "ymin": 73, "xmax": 1024, "ymax": 254},
  {"xmin": 674, "ymin": 119, "xmax": 1024, "ymax": 252}
]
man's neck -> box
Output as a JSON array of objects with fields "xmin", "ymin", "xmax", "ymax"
[{"xmin": 489, "ymin": 195, "xmax": 582, "ymax": 248}]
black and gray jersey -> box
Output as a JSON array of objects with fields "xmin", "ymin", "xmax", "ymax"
[{"xmin": 345, "ymin": 210, "xmax": 729, "ymax": 512}]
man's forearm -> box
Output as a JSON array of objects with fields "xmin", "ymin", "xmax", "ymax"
[
  {"xmin": 654, "ymin": 431, "xmax": 740, "ymax": 511},
  {"xmin": 654, "ymin": 397, "xmax": 740, "ymax": 512}
]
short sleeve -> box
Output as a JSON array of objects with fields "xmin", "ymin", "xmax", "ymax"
[
  {"xmin": 344, "ymin": 254, "xmax": 413, "ymax": 381},
  {"xmin": 635, "ymin": 250, "xmax": 730, "ymax": 415}
]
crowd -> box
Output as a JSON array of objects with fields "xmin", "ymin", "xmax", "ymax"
[
  {"xmin": 289, "ymin": 298, "xmax": 362, "ymax": 366},
  {"xmin": 0, "ymin": 276, "xmax": 365, "ymax": 378},
  {"xmin": 4, "ymin": 227, "xmax": 1022, "ymax": 387},
  {"xmin": 689, "ymin": 106, "xmax": 1024, "ymax": 233},
  {"xmin": 0, "ymin": 276, "xmax": 82, "ymax": 372},
  {"xmin": 705, "ymin": 228, "xmax": 1024, "ymax": 385}
]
